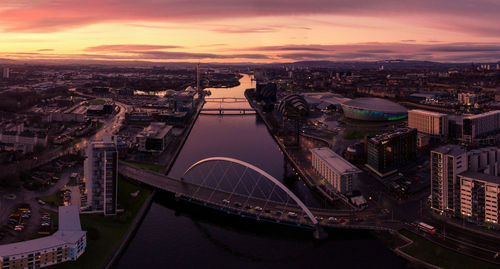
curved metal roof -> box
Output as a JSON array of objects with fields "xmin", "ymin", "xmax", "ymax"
[{"xmin": 342, "ymin": 97, "xmax": 407, "ymax": 113}]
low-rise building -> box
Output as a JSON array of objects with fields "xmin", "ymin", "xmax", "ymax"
[
  {"xmin": 135, "ymin": 122, "xmax": 173, "ymax": 152},
  {"xmin": 310, "ymin": 147, "xmax": 361, "ymax": 194},
  {"xmin": 0, "ymin": 131, "xmax": 48, "ymax": 153},
  {"xmin": 45, "ymin": 112, "xmax": 85, "ymax": 123},
  {"xmin": 408, "ymin": 109, "xmax": 448, "ymax": 137},
  {"xmin": 0, "ymin": 206, "xmax": 86, "ymax": 269},
  {"xmin": 462, "ymin": 110, "xmax": 500, "ymax": 143},
  {"xmin": 125, "ymin": 111, "xmax": 152, "ymax": 126}
]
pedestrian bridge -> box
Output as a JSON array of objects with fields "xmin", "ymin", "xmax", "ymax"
[
  {"xmin": 202, "ymin": 97, "xmax": 255, "ymax": 115},
  {"xmin": 200, "ymin": 108, "xmax": 256, "ymax": 115},
  {"xmin": 205, "ymin": 97, "xmax": 248, "ymax": 103}
]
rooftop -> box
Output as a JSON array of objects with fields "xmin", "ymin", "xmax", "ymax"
[
  {"xmin": 310, "ymin": 147, "xmax": 361, "ymax": 175},
  {"xmin": 459, "ymin": 171, "xmax": 500, "ymax": 185},
  {"xmin": 59, "ymin": 205, "xmax": 82, "ymax": 231},
  {"xmin": 137, "ymin": 122, "xmax": 173, "ymax": 139},
  {"xmin": 342, "ymin": 97, "xmax": 408, "ymax": 113},
  {"xmin": 302, "ymin": 92, "xmax": 351, "ymax": 106},
  {"xmin": 0, "ymin": 206, "xmax": 85, "ymax": 258},
  {"xmin": 368, "ymin": 127, "xmax": 416, "ymax": 143},
  {"xmin": 464, "ymin": 110, "xmax": 500, "ymax": 119},
  {"xmin": 88, "ymin": 104, "xmax": 104, "ymax": 110},
  {"xmin": 409, "ymin": 109, "xmax": 447, "ymax": 117},
  {"xmin": 432, "ymin": 144, "xmax": 466, "ymax": 156}
]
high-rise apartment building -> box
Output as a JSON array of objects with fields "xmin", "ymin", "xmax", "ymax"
[
  {"xmin": 431, "ymin": 145, "xmax": 500, "ymax": 219},
  {"xmin": 459, "ymin": 172, "xmax": 500, "ymax": 225},
  {"xmin": 408, "ymin": 109, "xmax": 448, "ymax": 137},
  {"xmin": 365, "ymin": 128, "xmax": 417, "ymax": 177},
  {"xmin": 83, "ymin": 136, "xmax": 118, "ymax": 215},
  {"xmin": 430, "ymin": 145, "xmax": 467, "ymax": 215}
]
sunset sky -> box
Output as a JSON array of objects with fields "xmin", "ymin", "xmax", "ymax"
[{"xmin": 1, "ymin": 0, "xmax": 500, "ymax": 63}]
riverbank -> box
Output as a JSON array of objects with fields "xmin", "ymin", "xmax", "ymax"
[
  {"xmin": 96, "ymin": 96, "xmax": 206, "ymax": 268},
  {"xmin": 246, "ymin": 91, "xmax": 355, "ymax": 210},
  {"xmin": 51, "ymin": 176, "xmax": 152, "ymax": 269},
  {"xmin": 104, "ymin": 189, "xmax": 155, "ymax": 269},
  {"xmin": 163, "ymin": 97, "xmax": 205, "ymax": 174}
]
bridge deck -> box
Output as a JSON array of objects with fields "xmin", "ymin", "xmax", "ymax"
[
  {"xmin": 119, "ymin": 162, "xmax": 395, "ymax": 231},
  {"xmin": 202, "ymin": 108, "xmax": 254, "ymax": 111}
]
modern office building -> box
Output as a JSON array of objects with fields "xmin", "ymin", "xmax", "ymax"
[
  {"xmin": 84, "ymin": 136, "xmax": 118, "ymax": 215},
  {"xmin": 0, "ymin": 206, "xmax": 86, "ymax": 269},
  {"xmin": 341, "ymin": 97, "xmax": 408, "ymax": 121},
  {"xmin": 462, "ymin": 110, "xmax": 500, "ymax": 143},
  {"xmin": 135, "ymin": 122, "xmax": 173, "ymax": 152},
  {"xmin": 408, "ymin": 109, "xmax": 448, "ymax": 137},
  {"xmin": 311, "ymin": 147, "xmax": 361, "ymax": 194},
  {"xmin": 459, "ymin": 172, "xmax": 500, "ymax": 225},
  {"xmin": 365, "ymin": 128, "xmax": 417, "ymax": 177},
  {"xmin": 430, "ymin": 145, "xmax": 467, "ymax": 215}
]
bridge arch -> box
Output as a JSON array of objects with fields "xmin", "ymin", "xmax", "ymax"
[{"xmin": 183, "ymin": 157, "xmax": 318, "ymax": 225}]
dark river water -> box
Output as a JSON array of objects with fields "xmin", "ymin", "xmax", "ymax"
[{"xmin": 116, "ymin": 74, "xmax": 407, "ymax": 268}]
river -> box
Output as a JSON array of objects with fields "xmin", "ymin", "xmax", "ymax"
[{"xmin": 116, "ymin": 74, "xmax": 407, "ymax": 268}]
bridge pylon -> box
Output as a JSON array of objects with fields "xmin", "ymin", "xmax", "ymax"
[{"xmin": 313, "ymin": 224, "xmax": 328, "ymax": 240}]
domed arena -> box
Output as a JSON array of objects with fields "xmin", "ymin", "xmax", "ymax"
[{"xmin": 341, "ymin": 97, "xmax": 408, "ymax": 121}]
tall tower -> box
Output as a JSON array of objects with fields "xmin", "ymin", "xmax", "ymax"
[
  {"xmin": 84, "ymin": 136, "xmax": 118, "ymax": 215},
  {"xmin": 196, "ymin": 63, "xmax": 200, "ymax": 92}
]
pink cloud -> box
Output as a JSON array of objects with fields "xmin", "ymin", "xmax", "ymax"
[
  {"xmin": 84, "ymin": 44, "xmax": 183, "ymax": 52},
  {"xmin": 0, "ymin": 0, "xmax": 499, "ymax": 36}
]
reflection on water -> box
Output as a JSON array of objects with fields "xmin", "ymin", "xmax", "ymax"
[{"xmin": 116, "ymin": 74, "xmax": 407, "ymax": 269}]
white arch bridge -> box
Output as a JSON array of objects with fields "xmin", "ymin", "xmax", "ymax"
[
  {"xmin": 119, "ymin": 157, "xmax": 393, "ymax": 238},
  {"xmin": 182, "ymin": 157, "xmax": 319, "ymax": 226}
]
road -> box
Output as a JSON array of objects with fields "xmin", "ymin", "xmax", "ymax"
[
  {"xmin": 0, "ymin": 95, "xmax": 130, "ymax": 243},
  {"xmin": 0, "ymin": 168, "xmax": 77, "ymax": 243},
  {"xmin": 120, "ymin": 161, "xmax": 399, "ymax": 231}
]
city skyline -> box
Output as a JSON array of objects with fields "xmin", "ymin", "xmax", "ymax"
[{"xmin": 1, "ymin": 0, "xmax": 500, "ymax": 63}]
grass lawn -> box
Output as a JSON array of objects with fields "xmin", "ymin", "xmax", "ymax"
[
  {"xmin": 96, "ymin": 121, "xmax": 104, "ymax": 131},
  {"xmin": 124, "ymin": 160, "xmax": 164, "ymax": 173},
  {"xmin": 67, "ymin": 177, "xmax": 78, "ymax": 186},
  {"xmin": 343, "ymin": 129, "xmax": 383, "ymax": 139},
  {"xmin": 38, "ymin": 191, "xmax": 63, "ymax": 207},
  {"xmin": 399, "ymin": 229, "xmax": 498, "ymax": 269},
  {"xmin": 88, "ymin": 99, "xmax": 106, "ymax": 105},
  {"xmin": 52, "ymin": 176, "xmax": 152, "ymax": 269}
]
